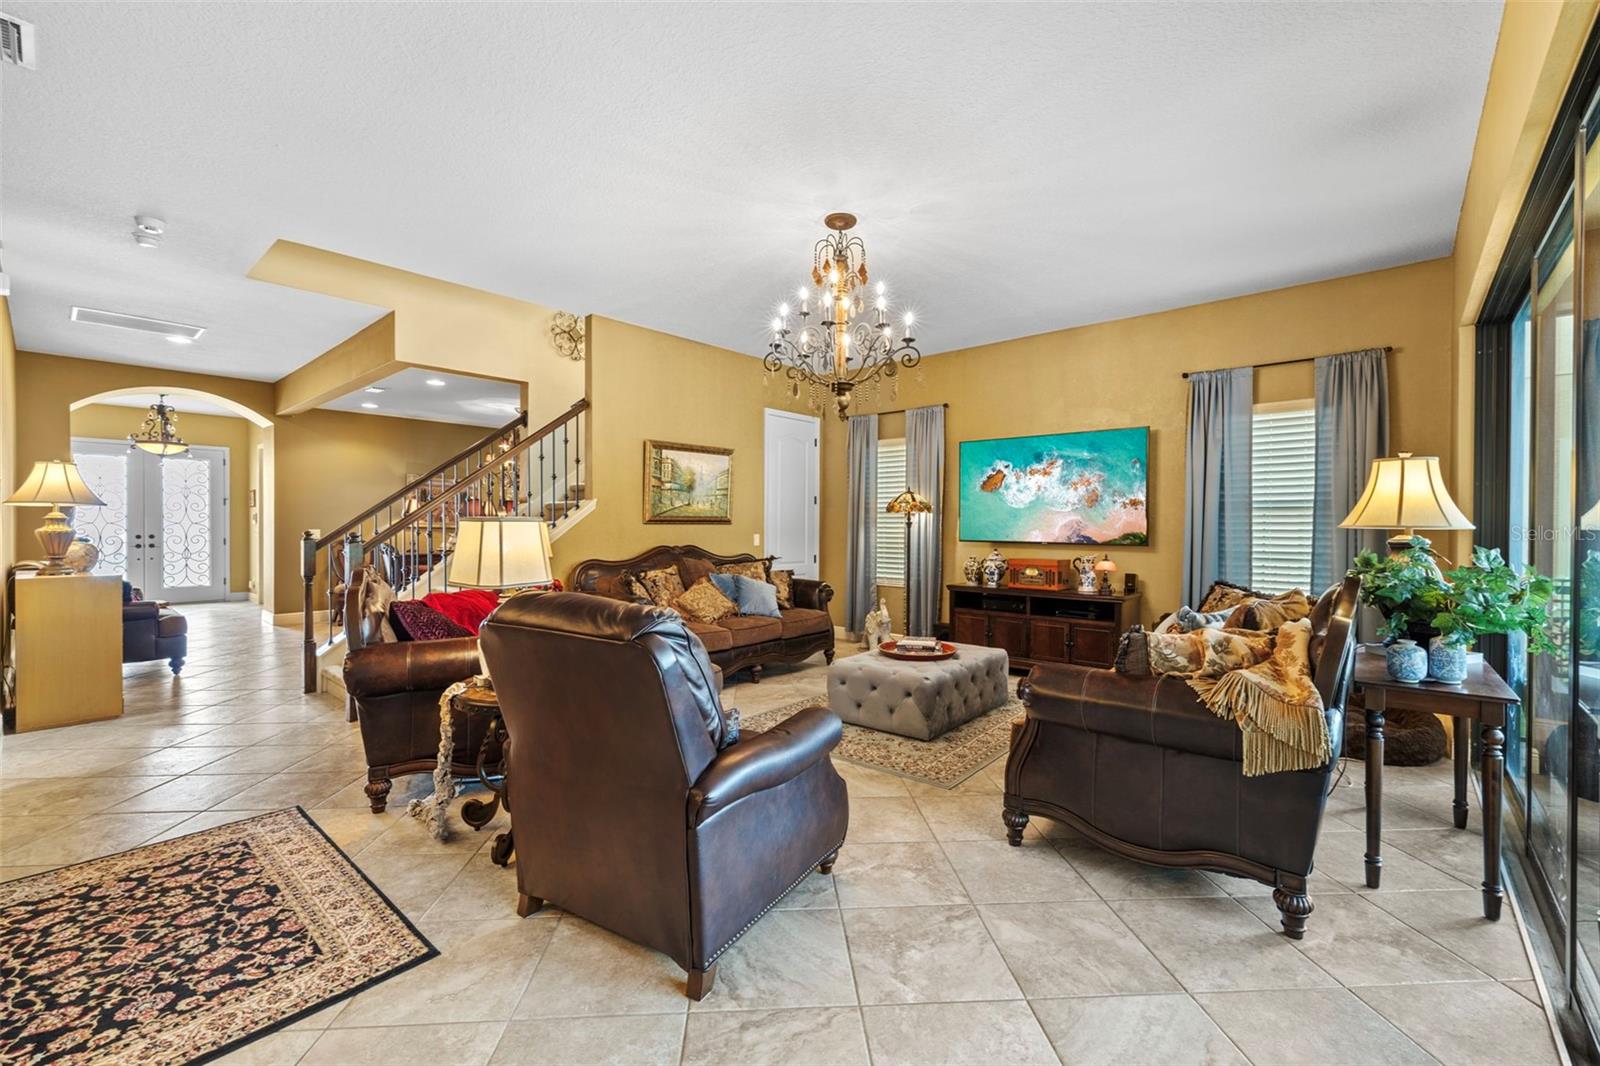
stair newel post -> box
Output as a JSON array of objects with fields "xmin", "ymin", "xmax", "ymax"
[
  {"xmin": 344, "ymin": 529, "xmax": 364, "ymax": 588},
  {"xmin": 301, "ymin": 531, "xmax": 318, "ymax": 693}
]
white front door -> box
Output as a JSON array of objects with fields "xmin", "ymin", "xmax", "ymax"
[
  {"xmin": 72, "ymin": 439, "xmax": 228, "ymax": 603},
  {"xmin": 763, "ymin": 409, "xmax": 820, "ymax": 580}
]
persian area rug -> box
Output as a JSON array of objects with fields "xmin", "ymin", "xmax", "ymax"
[
  {"xmin": 0, "ymin": 807, "xmax": 436, "ymax": 1065},
  {"xmin": 744, "ymin": 697, "xmax": 1022, "ymax": 788}
]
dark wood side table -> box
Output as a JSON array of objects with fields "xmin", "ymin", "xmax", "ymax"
[
  {"xmin": 452, "ymin": 681, "xmax": 515, "ymax": 867},
  {"xmin": 1354, "ymin": 646, "xmax": 1519, "ymax": 919}
]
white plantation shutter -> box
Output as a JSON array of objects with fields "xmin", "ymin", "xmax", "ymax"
[
  {"xmin": 875, "ymin": 438, "xmax": 907, "ymax": 584},
  {"xmin": 1251, "ymin": 402, "xmax": 1316, "ymax": 594}
]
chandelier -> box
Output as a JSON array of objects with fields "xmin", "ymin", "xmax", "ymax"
[
  {"xmin": 129, "ymin": 394, "xmax": 189, "ymax": 456},
  {"xmin": 763, "ymin": 212, "xmax": 921, "ymax": 419}
]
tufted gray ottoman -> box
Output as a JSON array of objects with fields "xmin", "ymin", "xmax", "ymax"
[{"xmin": 827, "ymin": 643, "xmax": 1010, "ymax": 740}]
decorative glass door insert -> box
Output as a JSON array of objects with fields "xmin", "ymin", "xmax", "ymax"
[{"xmin": 70, "ymin": 438, "xmax": 227, "ymax": 603}]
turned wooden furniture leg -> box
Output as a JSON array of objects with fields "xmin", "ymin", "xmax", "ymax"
[
  {"xmin": 824, "ymin": 648, "xmax": 836, "ymax": 664},
  {"xmin": 516, "ymin": 892, "xmax": 544, "ymax": 917},
  {"xmin": 1481, "ymin": 720, "xmax": 1505, "ymax": 920},
  {"xmin": 1453, "ymin": 715, "xmax": 1470, "ymax": 829},
  {"xmin": 818, "ymin": 849, "xmax": 838, "ymax": 874},
  {"xmin": 1364, "ymin": 695, "xmax": 1386, "ymax": 889},
  {"xmin": 750, "ymin": 665, "xmax": 763, "ymax": 684},
  {"xmin": 364, "ymin": 774, "xmax": 392, "ymax": 814},
  {"xmin": 686, "ymin": 964, "xmax": 717, "ymax": 1001},
  {"xmin": 1273, "ymin": 877, "xmax": 1313, "ymax": 939},
  {"xmin": 1002, "ymin": 807, "xmax": 1029, "ymax": 846}
]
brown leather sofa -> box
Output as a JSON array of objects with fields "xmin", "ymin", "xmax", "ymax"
[
  {"xmin": 341, "ymin": 565, "xmax": 495, "ymax": 813},
  {"xmin": 479, "ymin": 592, "xmax": 849, "ymax": 1001},
  {"xmin": 570, "ymin": 546, "xmax": 834, "ymax": 682},
  {"xmin": 1003, "ymin": 576, "xmax": 1359, "ymax": 938}
]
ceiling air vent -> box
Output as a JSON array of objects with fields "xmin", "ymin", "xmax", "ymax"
[
  {"xmin": 0, "ymin": 12, "xmax": 36, "ymax": 69},
  {"xmin": 71, "ymin": 306, "xmax": 206, "ymax": 342}
]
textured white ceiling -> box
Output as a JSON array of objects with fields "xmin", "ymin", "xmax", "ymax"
[
  {"xmin": 77, "ymin": 392, "xmax": 242, "ymax": 419},
  {"xmin": 2, "ymin": 1, "xmax": 1502, "ymax": 374},
  {"xmin": 319, "ymin": 368, "xmax": 522, "ymax": 427}
]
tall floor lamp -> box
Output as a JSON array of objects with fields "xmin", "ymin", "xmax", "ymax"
[{"xmin": 886, "ymin": 490, "xmax": 933, "ymax": 635}]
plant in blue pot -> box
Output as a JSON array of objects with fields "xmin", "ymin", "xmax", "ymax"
[
  {"xmin": 1424, "ymin": 546, "xmax": 1559, "ymax": 683},
  {"xmin": 1351, "ymin": 538, "xmax": 1558, "ymax": 683}
]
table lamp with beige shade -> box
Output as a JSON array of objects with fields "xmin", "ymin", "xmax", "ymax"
[
  {"xmin": 3, "ymin": 460, "xmax": 107, "ymax": 575},
  {"xmin": 448, "ymin": 516, "xmax": 555, "ymax": 595},
  {"xmin": 448, "ymin": 516, "xmax": 557, "ymax": 687},
  {"xmin": 1339, "ymin": 452, "xmax": 1474, "ymax": 554}
]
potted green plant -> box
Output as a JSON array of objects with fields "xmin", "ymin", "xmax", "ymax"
[{"xmin": 1350, "ymin": 537, "xmax": 1557, "ymax": 683}]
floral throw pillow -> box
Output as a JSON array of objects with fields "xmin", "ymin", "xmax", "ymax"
[
  {"xmin": 715, "ymin": 559, "xmax": 770, "ymax": 583},
  {"xmin": 1199, "ymin": 579, "xmax": 1273, "ymax": 614},
  {"xmin": 675, "ymin": 577, "xmax": 737, "ymax": 624},
  {"xmin": 1147, "ymin": 627, "xmax": 1273, "ymax": 678},
  {"xmin": 636, "ymin": 566, "xmax": 685, "ymax": 608},
  {"xmin": 770, "ymin": 569, "xmax": 794, "ymax": 609},
  {"xmin": 1223, "ymin": 589, "xmax": 1311, "ymax": 632}
]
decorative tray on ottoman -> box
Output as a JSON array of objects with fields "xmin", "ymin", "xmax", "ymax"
[{"xmin": 878, "ymin": 640, "xmax": 958, "ymax": 662}]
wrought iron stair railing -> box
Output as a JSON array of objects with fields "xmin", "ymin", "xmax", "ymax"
[{"xmin": 300, "ymin": 399, "xmax": 588, "ymax": 691}]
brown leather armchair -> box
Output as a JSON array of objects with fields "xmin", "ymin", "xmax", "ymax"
[
  {"xmin": 479, "ymin": 592, "xmax": 849, "ymax": 1001},
  {"xmin": 1002, "ymin": 576, "xmax": 1359, "ymax": 938}
]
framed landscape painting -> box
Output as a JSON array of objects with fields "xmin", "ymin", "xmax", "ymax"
[
  {"xmin": 958, "ymin": 426, "xmax": 1148, "ymax": 544},
  {"xmin": 644, "ymin": 440, "xmax": 733, "ymax": 523}
]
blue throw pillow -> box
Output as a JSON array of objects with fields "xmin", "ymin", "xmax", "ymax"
[
  {"xmin": 731, "ymin": 574, "xmax": 782, "ymax": 617},
  {"xmin": 709, "ymin": 572, "xmax": 740, "ymax": 601}
]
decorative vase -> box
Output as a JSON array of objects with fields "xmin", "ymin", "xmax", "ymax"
[
  {"xmin": 980, "ymin": 549, "xmax": 1008, "ymax": 588},
  {"xmin": 1385, "ymin": 639, "xmax": 1428, "ymax": 683},
  {"xmin": 963, "ymin": 556, "xmax": 982, "ymax": 584},
  {"xmin": 1427, "ymin": 636, "xmax": 1470, "ymax": 684},
  {"xmin": 63, "ymin": 536, "xmax": 99, "ymax": 575}
]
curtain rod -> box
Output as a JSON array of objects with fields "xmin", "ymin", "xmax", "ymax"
[
  {"xmin": 1181, "ymin": 346, "xmax": 1393, "ymax": 380},
  {"xmin": 858, "ymin": 402, "xmax": 950, "ymax": 416}
]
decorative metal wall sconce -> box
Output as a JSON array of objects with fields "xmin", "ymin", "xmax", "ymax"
[{"xmin": 551, "ymin": 311, "xmax": 585, "ymax": 361}]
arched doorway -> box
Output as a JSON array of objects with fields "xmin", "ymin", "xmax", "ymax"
[{"xmin": 67, "ymin": 389, "xmax": 276, "ymax": 606}]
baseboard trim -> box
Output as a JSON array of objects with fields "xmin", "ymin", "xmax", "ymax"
[{"xmin": 271, "ymin": 609, "xmax": 330, "ymax": 628}]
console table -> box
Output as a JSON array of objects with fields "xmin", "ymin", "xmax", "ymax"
[
  {"xmin": 1354, "ymin": 646, "xmax": 1518, "ymax": 919},
  {"xmin": 946, "ymin": 584, "xmax": 1140, "ymax": 671}
]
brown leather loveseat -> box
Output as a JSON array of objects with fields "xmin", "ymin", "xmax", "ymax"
[
  {"xmin": 480, "ymin": 592, "xmax": 850, "ymax": 1000},
  {"xmin": 571, "ymin": 546, "xmax": 835, "ymax": 682},
  {"xmin": 1002, "ymin": 576, "xmax": 1360, "ymax": 938}
]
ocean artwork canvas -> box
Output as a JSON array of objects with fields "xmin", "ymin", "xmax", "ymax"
[{"xmin": 958, "ymin": 426, "xmax": 1149, "ymax": 545}]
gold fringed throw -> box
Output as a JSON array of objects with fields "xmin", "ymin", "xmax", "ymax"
[{"xmin": 1188, "ymin": 618, "xmax": 1328, "ymax": 776}]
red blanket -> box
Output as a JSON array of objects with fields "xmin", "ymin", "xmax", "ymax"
[{"xmin": 420, "ymin": 589, "xmax": 500, "ymax": 634}]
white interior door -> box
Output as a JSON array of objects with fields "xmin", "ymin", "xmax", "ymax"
[
  {"xmin": 763, "ymin": 409, "xmax": 820, "ymax": 580},
  {"xmin": 72, "ymin": 439, "xmax": 228, "ymax": 603}
]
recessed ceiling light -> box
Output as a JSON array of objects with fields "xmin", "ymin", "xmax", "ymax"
[
  {"xmin": 360, "ymin": 402, "xmax": 379, "ymax": 409},
  {"xmin": 133, "ymin": 215, "xmax": 165, "ymax": 248},
  {"xmin": 364, "ymin": 386, "xmax": 386, "ymax": 394},
  {"xmin": 425, "ymin": 378, "xmax": 446, "ymax": 387},
  {"xmin": 164, "ymin": 335, "xmax": 194, "ymax": 345}
]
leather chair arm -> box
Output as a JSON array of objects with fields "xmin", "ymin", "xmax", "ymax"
[
  {"xmin": 688, "ymin": 704, "xmax": 841, "ymax": 825},
  {"xmin": 791, "ymin": 579, "xmax": 834, "ymax": 612},
  {"xmin": 344, "ymin": 637, "xmax": 480, "ymax": 699},
  {"xmin": 123, "ymin": 601, "xmax": 160, "ymax": 623}
]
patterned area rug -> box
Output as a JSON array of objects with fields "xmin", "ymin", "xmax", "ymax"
[
  {"xmin": 744, "ymin": 697, "xmax": 1022, "ymax": 788},
  {"xmin": 0, "ymin": 807, "xmax": 436, "ymax": 1065}
]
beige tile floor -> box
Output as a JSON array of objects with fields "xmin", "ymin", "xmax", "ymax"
[{"xmin": 0, "ymin": 603, "xmax": 1569, "ymax": 1065}]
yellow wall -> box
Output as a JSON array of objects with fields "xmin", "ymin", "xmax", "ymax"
[
  {"xmin": 251, "ymin": 242, "xmax": 582, "ymax": 429},
  {"xmin": 549, "ymin": 316, "xmax": 811, "ymax": 580},
  {"xmin": 268, "ymin": 407, "xmax": 485, "ymax": 613},
  {"xmin": 13, "ymin": 351, "xmax": 487, "ymax": 614},
  {"xmin": 68, "ymin": 404, "xmax": 254, "ymax": 594},
  {"xmin": 821, "ymin": 258, "xmax": 1457, "ymax": 627}
]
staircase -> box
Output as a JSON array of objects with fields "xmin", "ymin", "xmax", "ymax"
[{"xmin": 301, "ymin": 399, "xmax": 589, "ymax": 691}]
